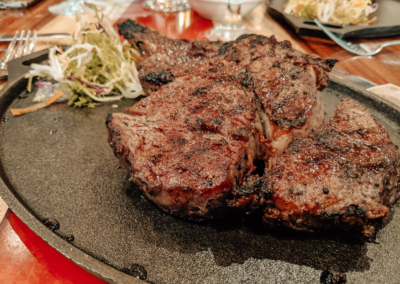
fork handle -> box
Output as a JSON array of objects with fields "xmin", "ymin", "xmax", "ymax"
[
  {"xmin": 361, "ymin": 40, "xmax": 400, "ymax": 51},
  {"xmin": 362, "ymin": 40, "xmax": 400, "ymax": 48},
  {"xmin": 379, "ymin": 40, "xmax": 400, "ymax": 51},
  {"xmin": 359, "ymin": 40, "xmax": 400, "ymax": 54}
]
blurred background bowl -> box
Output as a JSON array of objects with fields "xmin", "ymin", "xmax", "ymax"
[{"xmin": 188, "ymin": 0, "xmax": 263, "ymax": 21}]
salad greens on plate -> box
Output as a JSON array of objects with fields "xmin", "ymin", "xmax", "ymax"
[
  {"xmin": 284, "ymin": 0, "xmax": 378, "ymax": 26},
  {"xmin": 27, "ymin": 15, "xmax": 144, "ymax": 108}
]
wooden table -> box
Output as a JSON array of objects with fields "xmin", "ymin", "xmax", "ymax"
[{"xmin": 1, "ymin": 1, "xmax": 400, "ymax": 282}]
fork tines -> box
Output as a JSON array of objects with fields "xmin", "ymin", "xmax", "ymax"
[{"xmin": 0, "ymin": 30, "xmax": 37, "ymax": 70}]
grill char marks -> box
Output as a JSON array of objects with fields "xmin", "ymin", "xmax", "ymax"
[
  {"xmin": 264, "ymin": 99, "xmax": 400, "ymax": 236},
  {"xmin": 118, "ymin": 19, "xmax": 144, "ymax": 38},
  {"xmin": 117, "ymin": 20, "xmax": 334, "ymax": 156},
  {"xmin": 118, "ymin": 21, "xmax": 334, "ymax": 93},
  {"xmin": 110, "ymin": 20, "xmax": 337, "ymax": 221},
  {"xmin": 118, "ymin": 20, "xmax": 223, "ymax": 94},
  {"xmin": 109, "ymin": 74, "xmax": 266, "ymax": 220},
  {"xmin": 110, "ymin": 19, "xmax": 334, "ymax": 220},
  {"xmin": 110, "ymin": 21, "xmax": 400, "ymax": 233},
  {"xmin": 126, "ymin": 74, "xmax": 263, "ymax": 154},
  {"xmin": 107, "ymin": 113, "xmax": 250, "ymax": 220}
]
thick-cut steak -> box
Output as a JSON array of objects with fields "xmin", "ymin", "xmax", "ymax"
[
  {"xmin": 264, "ymin": 99, "xmax": 400, "ymax": 236},
  {"xmin": 107, "ymin": 20, "xmax": 400, "ymax": 235},
  {"xmin": 108, "ymin": 74, "xmax": 263, "ymax": 220},
  {"xmin": 118, "ymin": 20, "xmax": 333, "ymax": 156}
]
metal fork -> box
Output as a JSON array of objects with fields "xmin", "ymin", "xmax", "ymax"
[
  {"xmin": 0, "ymin": 30, "xmax": 37, "ymax": 79},
  {"xmin": 314, "ymin": 19, "xmax": 400, "ymax": 56}
]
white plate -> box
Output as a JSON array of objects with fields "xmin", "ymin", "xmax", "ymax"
[{"xmin": 189, "ymin": 0, "xmax": 263, "ymax": 21}]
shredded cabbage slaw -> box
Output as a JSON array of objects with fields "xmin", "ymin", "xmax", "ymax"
[
  {"xmin": 284, "ymin": 0, "xmax": 378, "ymax": 25},
  {"xmin": 27, "ymin": 16, "xmax": 144, "ymax": 108}
]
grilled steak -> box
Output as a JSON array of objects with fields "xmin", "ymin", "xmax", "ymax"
[
  {"xmin": 107, "ymin": 20, "xmax": 400, "ymax": 235},
  {"xmin": 264, "ymin": 99, "xmax": 400, "ymax": 236},
  {"xmin": 107, "ymin": 74, "xmax": 263, "ymax": 219},
  {"xmin": 118, "ymin": 19, "xmax": 333, "ymax": 157},
  {"xmin": 108, "ymin": 20, "xmax": 335, "ymax": 219}
]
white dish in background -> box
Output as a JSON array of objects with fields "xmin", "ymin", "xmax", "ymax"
[{"xmin": 188, "ymin": 0, "xmax": 263, "ymax": 21}]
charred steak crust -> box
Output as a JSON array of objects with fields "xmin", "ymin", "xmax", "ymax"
[
  {"xmin": 118, "ymin": 19, "xmax": 145, "ymax": 39},
  {"xmin": 140, "ymin": 70, "xmax": 174, "ymax": 85},
  {"xmin": 264, "ymin": 99, "xmax": 400, "ymax": 236},
  {"xmin": 108, "ymin": 20, "xmax": 400, "ymax": 235},
  {"xmin": 118, "ymin": 19, "xmax": 335, "ymax": 91},
  {"xmin": 107, "ymin": 114, "xmax": 248, "ymax": 220},
  {"xmin": 118, "ymin": 20, "xmax": 334, "ymax": 156},
  {"xmin": 109, "ymin": 74, "xmax": 264, "ymax": 220}
]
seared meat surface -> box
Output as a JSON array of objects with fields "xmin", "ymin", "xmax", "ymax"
[
  {"xmin": 107, "ymin": 20, "xmax": 400, "ymax": 235},
  {"xmin": 118, "ymin": 19, "xmax": 332, "ymax": 157},
  {"xmin": 108, "ymin": 74, "xmax": 263, "ymax": 219},
  {"xmin": 264, "ymin": 99, "xmax": 400, "ymax": 236},
  {"xmin": 108, "ymin": 115, "xmax": 246, "ymax": 220},
  {"xmin": 126, "ymin": 74, "xmax": 265, "ymax": 160}
]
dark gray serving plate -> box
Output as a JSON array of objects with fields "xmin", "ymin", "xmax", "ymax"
[
  {"xmin": 1, "ymin": 49, "xmax": 400, "ymax": 284},
  {"xmin": 268, "ymin": 0, "xmax": 400, "ymax": 39}
]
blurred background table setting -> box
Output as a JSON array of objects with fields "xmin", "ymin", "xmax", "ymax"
[{"xmin": 1, "ymin": 0, "xmax": 400, "ymax": 283}]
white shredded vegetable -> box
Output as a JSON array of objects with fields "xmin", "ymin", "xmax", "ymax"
[
  {"xmin": 26, "ymin": 15, "xmax": 144, "ymax": 108},
  {"xmin": 284, "ymin": 0, "xmax": 378, "ymax": 25}
]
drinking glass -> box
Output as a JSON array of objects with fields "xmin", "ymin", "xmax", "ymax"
[
  {"xmin": 143, "ymin": 0, "xmax": 190, "ymax": 12},
  {"xmin": 48, "ymin": 0, "xmax": 91, "ymax": 16},
  {"xmin": 205, "ymin": 0, "xmax": 252, "ymax": 41}
]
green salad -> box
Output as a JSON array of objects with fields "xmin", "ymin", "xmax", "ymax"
[{"xmin": 27, "ymin": 15, "xmax": 143, "ymax": 108}]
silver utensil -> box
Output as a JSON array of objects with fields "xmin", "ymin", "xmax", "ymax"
[
  {"xmin": 0, "ymin": 30, "xmax": 37, "ymax": 80},
  {"xmin": 314, "ymin": 19, "xmax": 400, "ymax": 56},
  {"xmin": 0, "ymin": 33, "xmax": 70, "ymax": 42}
]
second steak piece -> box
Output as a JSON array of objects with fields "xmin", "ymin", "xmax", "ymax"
[
  {"xmin": 264, "ymin": 99, "xmax": 400, "ymax": 237},
  {"xmin": 107, "ymin": 74, "xmax": 265, "ymax": 220}
]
